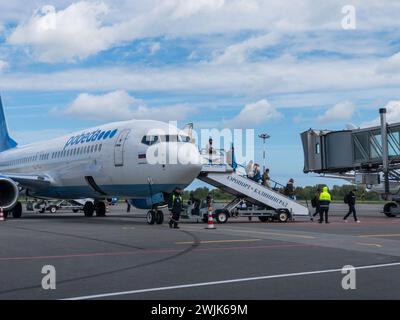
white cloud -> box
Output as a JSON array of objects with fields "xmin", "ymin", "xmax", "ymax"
[
  {"xmin": 376, "ymin": 52, "xmax": 400, "ymax": 74},
  {"xmin": 170, "ymin": 0, "xmax": 225, "ymax": 19},
  {"xmin": 361, "ymin": 100, "xmax": 400, "ymax": 127},
  {"xmin": 317, "ymin": 101, "xmax": 356, "ymax": 123},
  {"xmin": 5, "ymin": 0, "xmax": 228, "ymax": 63},
  {"xmin": 0, "ymin": 60, "xmax": 8, "ymax": 73},
  {"xmin": 62, "ymin": 90, "xmax": 193, "ymax": 121},
  {"xmin": 0, "ymin": 55, "xmax": 387, "ymax": 96},
  {"xmin": 224, "ymin": 99, "xmax": 282, "ymax": 128},
  {"xmin": 149, "ymin": 42, "xmax": 161, "ymax": 55},
  {"xmin": 212, "ymin": 33, "xmax": 279, "ymax": 65},
  {"xmin": 8, "ymin": 2, "xmax": 112, "ymax": 62},
  {"xmin": 8, "ymin": 0, "xmax": 400, "ymax": 63}
]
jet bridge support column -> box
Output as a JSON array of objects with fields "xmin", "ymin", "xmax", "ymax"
[{"xmin": 380, "ymin": 108, "xmax": 390, "ymax": 199}]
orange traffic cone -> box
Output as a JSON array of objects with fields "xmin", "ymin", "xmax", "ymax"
[
  {"xmin": 205, "ymin": 206, "xmax": 216, "ymax": 230},
  {"xmin": 0, "ymin": 207, "xmax": 5, "ymax": 222}
]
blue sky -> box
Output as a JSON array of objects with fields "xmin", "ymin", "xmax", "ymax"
[{"xmin": 1, "ymin": 0, "xmax": 400, "ymax": 188}]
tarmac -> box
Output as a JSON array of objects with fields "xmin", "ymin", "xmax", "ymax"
[{"xmin": 0, "ymin": 202, "xmax": 400, "ymax": 300}]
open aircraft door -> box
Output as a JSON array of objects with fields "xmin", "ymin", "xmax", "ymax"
[{"xmin": 114, "ymin": 129, "xmax": 131, "ymax": 167}]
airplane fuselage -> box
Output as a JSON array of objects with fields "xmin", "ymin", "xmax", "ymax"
[{"xmin": 0, "ymin": 119, "xmax": 201, "ymax": 200}]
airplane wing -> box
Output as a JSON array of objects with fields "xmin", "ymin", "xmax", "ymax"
[{"xmin": 0, "ymin": 172, "xmax": 52, "ymax": 189}]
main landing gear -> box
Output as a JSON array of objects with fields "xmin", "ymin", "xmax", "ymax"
[
  {"xmin": 5, "ymin": 201, "xmax": 23, "ymax": 219},
  {"xmin": 146, "ymin": 209, "xmax": 164, "ymax": 225},
  {"xmin": 83, "ymin": 201, "xmax": 107, "ymax": 217}
]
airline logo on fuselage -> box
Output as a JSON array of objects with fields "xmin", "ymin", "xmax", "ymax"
[{"xmin": 64, "ymin": 128, "xmax": 118, "ymax": 149}]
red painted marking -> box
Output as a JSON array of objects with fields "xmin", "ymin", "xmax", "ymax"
[{"xmin": 0, "ymin": 243, "xmax": 312, "ymax": 262}]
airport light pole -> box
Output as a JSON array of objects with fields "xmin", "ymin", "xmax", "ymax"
[
  {"xmin": 380, "ymin": 108, "xmax": 390, "ymax": 199},
  {"xmin": 259, "ymin": 133, "xmax": 270, "ymax": 172}
]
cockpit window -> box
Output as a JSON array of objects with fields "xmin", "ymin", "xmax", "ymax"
[
  {"xmin": 180, "ymin": 135, "xmax": 191, "ymax": 143},
  {"xmin": 160, "ymin": 135, "xmax": 190, "ymax": 142},
  {"xmin": 141, "ymin": 135, "xmax": 159, "ymax": 146},
  {"xmin": 160, "ymin": 135, "xmax": 178, "ymax": 142},
  {"xmin": 142, "ymin": 134, "xmax": 191, "ymax": 145}
]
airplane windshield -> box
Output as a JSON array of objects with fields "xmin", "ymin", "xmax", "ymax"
[
  {"xmin": 141, "ymin": 134, "xmax": 191, "ymax": 145},
  {"xmin": 141, "ymin": 135, "xmax": 159, "ymax": 146}
]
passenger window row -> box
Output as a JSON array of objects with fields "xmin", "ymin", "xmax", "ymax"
[
  {"xmin": 0, "ymin": 144, "xmax": 103, "ymax": 168},
  {"xmin": 51, "ymin": 143, "xmax": 103, "ymax": 159}
]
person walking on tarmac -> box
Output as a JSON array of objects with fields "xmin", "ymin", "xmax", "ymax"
[
  {"xmin": 343, "ymin": 189, "xmax": 360, "ymax": 223},
  {"xmin": 169, "ymin": 187, "xmax": 183, "ymax": 229},
  {"xmin": 311, "ymin": 188, "xmax": 321, "ymax": 221},
  {"xmin": 319, "ymin": 186, "xmax": 331, "ymax": 224},
  {"xmin": 125, "ymin": 199, "xmax": 131, "ymax": 213}
]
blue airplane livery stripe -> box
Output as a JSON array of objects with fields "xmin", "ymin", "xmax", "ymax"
[{"xmin": 64, "ymin": 129, "xmax": 118, "ymax": 148}]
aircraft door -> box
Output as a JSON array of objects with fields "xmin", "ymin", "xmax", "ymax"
[{"xmin": 114, "ymin": 129, "xmax": 131, "ymax": 167}]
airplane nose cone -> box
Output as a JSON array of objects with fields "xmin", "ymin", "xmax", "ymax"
[
  {"xmin": 147, "ymin": 142, "xmax": 202, "ymax": 186},
  {"xmin": 172, "ymin": 143, "xmax": 202, "ymax": 183},
  {"xmin": 177, "ymin": 143, "xmax": 202, "ymax": 169}
]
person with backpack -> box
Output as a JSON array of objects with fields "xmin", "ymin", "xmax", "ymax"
[
  {"xmin": 310, "ymin": 188, "xmax": 321, "ymax": 221},
  {"xmin": 284, "ymin": 178, "xmax": 295, "ymax": 200},
  {"xmin": 319, "ymin": 186, "xmax": 331, "ymax": 224},
  {"xmin": 343, "ymin": 189, "xmax": 360, "ymax": 223}
]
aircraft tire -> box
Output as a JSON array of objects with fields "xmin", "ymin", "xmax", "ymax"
[
  {"xmin": 155, "ymin": 210, "xmax": 164, "ymax": 224},
  {"xmin": 146, "ymin": 210, "xmax": 156, "ymax": 225},
  {"xmin": 83, "ymin": 201, "xmax": 94, "ymax": 217},
  {"xmin": 383, "ymin": 202, "xmax": 397, "ymax": 217},
  {"xmin": 12, "ymin": 202, "xmax": 23, "ymax": 219},
  {"xmin": 95, "ymin": 202, "xmax": 106, "ymax": 217}
]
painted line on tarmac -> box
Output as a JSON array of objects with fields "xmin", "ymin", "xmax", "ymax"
[
  {"xmin": 63, "ymin": 261, "xmax": 400, "ymax": 300},
  {"xmin": 359, "ymin": 233, "xmax": 400, "ymax": 238},
  {"xmin": 356, "ymin": 242, "xmax": 383, "ymax": 248},
  {"xmin": 175, "ymin": 239, "xmax": 261, "ymax": 245},
  {"xmin": 0, "ymin": 243, "xmax": 311, "ymax": 262},
  {"xmin": 190, "ymin": 227, "xmax": 316, "ymax": 239}
]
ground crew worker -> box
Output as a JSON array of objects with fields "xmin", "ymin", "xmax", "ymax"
[
  {"xmin": 169, "ymin": 187, "xmax": 183, "ymax": 229},
  {"xmin": 343, "ymin": 189, "xmax": 360, "ymax": 223},
  {"xmin": 319, "ymin": 186, "xmax": 331, "ymax": 224}
]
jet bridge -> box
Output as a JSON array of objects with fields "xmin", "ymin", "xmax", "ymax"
[
  {"xmin": 198, "ymin": 164, "xmax": 310, "ymax": 217},
  {"xmin": 301, "ymin": 108, "xmax": 400, "ymax": 217},
  {"xmin": 301, "ymin": 114, "xmax": 400, "ymax": 175}
]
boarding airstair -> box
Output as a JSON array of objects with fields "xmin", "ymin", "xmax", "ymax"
[
  {"xmin": 196, "ymin": 149, "xmax": 310, "ymax": 219},
  {"xmin": 198, "ymin": 164, "xmax": 309, "ymax": 217}
]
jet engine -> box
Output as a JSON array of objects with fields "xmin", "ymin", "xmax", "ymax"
[{"xmin": 0, "ymin": 176, "xmax": 19, "ymax": 210}]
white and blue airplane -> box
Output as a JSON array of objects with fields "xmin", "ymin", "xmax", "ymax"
[{"xmin": 0, "ymin": 95, "xmax": 202, "ymax": 223}]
